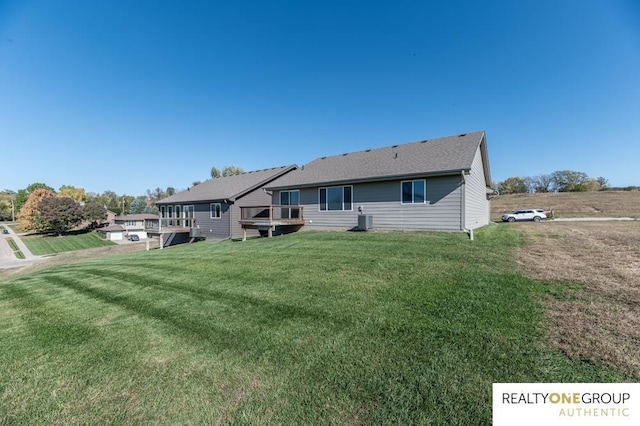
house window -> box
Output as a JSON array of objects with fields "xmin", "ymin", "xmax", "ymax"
[
  {"xmin": 280, "ymin": 190, "xmax": 300, "ymax": 219},
  {"xmin": 319, "ymin": 186, "xmax": 352, "ymax": 211},
  {"xmin": 401, "ymin": 179, "xmax": 426, "ymax": 204},
  {"xmin": 160, "ymin": 205, "xmax": 167, "ymax": 218},
  {"xmin": 183, "ymin": 205, "xmax": 195, "ymax": 227},
  {"xmin": 280, "ymin": 190, "xmax": 299, "ymax": 206},
  {"xmin": 210, "ymin": 203, "xmax": 222, "ymax": 219}
]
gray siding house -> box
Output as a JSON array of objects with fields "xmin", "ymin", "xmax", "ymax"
[
  {"xmin": 156, "ymin": 165, "xmax": 297, "ymax": 241},
  {"xmin": 265, "ymin": 131, "xmax": 492, "ymax": 232}
]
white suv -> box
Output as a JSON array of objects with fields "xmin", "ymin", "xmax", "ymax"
[{"xmin": 501, "ymin": 209, "xmax": 547, "ymax": 223}]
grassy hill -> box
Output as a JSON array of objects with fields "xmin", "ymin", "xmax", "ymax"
[
  {"xmin": 0, "ymin": 229, "xmax": 628, "ymax": 425},
  {"xmin": 491, "ymin": 190, "xmax": 640, "ymax": 220}
]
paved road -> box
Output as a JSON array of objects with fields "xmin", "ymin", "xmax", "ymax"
[
  {"xmin": 495, "ymin": 217, "xmax": 636, "ymax": 224},
  {"xmin": 0, "ymin": 224, "xmax": 43, "ymax": 270},
  {"xmin": 551, "ymin": 217, "xmax": 636, "ymax": 222}
]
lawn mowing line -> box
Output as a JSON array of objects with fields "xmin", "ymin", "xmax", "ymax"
[
  {"xmin": 0, "ymin": 283, "xmax": 101, "ymax": 348},
  {"xmin": 77, "ymin": 267, "xmax": 348, "ymax": 328},
  {"xmin": 42, "ymin": 272, "xmax": 305, "ymax": 362}
]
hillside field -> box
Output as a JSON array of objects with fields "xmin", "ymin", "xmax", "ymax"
[{"xmin": 491, "ymin": 190, "xmax": 640, "ymax": 220}]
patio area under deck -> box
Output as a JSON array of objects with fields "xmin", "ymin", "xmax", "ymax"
[
  {"xmin": 239, "ymin": 205, "xmax": 304, "ymax": 240},
  {"xmin": 146, "ymin": 217, "xmax": 201, "ymax": 248}
]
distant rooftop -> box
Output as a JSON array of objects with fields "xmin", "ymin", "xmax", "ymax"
[{"xmin": 156, "ymin": 165, "xmax": 297, "ymax": 204}]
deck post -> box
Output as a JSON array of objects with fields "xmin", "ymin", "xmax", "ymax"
[
  {"xmin": 242, "ymin": 227, "xmax": 247, "ymax": 242},
  {"xmin": 268, "ymin": 226, "xmax": 273, "ymax": 238}
]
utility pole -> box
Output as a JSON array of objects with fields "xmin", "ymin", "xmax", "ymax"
[{"xmin": 10, "ymin": 198, "xmax": 15, "ymax": 222}]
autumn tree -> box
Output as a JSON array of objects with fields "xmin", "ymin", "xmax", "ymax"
[
  {"xmin": 94, "ymin": 190, "xmax": 121, "ymax": 214},
  {"xmin": 0, "ymin": 190, "xmax": 16, "ymax": 221},
  {"xmin": 58, "ymin": 185, "xmax": 88, "ymax": 202},
  {"xmin": 37, "ymin": 197, "xmax": 83, "ymax": 236},
  {"xmin": 14, "ymin": 182, "xmax": 55, "ymax": 212},
  {"xmin": 17, "ymin": 188, "xmax": 56, "ymax": 232},
  {"xmin": 83, "ymin": 200, "xmax": 108, "ymax": 226}
]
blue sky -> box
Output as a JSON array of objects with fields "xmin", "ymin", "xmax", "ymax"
[{"xmin": 1, "ymin": 0, "xmax": 639, "ymax": 195}]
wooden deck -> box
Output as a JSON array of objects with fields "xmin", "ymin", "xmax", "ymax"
[
  {"xmin": 146, "ymin": 217, "xmax": 200, "ymax": 248},
  {"xmin": 239, "ymin": 205, "xmax": 304, "ymax": 239}
]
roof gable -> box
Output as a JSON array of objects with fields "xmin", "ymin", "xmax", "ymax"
[
  {"xmin": 156, "ymin": 165, "xmax": 297, "ymax": 205},
  {"xmin": 268, "ymin": 131, "xmax": 487, "ymax": 189}
]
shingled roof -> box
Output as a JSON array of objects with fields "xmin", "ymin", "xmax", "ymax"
[
  {"xmin": 156, "ymin": 165, "xmax": 297, "ymax": 204},
  {"xmin": 267, "ymin": 131, "xmax": 488, "ymax": 189}
]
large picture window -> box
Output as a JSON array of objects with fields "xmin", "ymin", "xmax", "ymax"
[
  {"xmin": 401, "ymin": 180, "xmax": 426, "ymax": 204},
  {"xmin": 319, "ymin": 186, "xmax": 352, "ymax": 211},
  {"xmin": 210, "ymin": 203, "xmax": 222, "ymax": 219}
]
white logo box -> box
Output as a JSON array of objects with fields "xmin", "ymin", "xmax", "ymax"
[{"xmin": 493, "ymin": 383, "xmax": 639, "ymax": 426}]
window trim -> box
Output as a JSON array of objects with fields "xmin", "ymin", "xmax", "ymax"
[
  {"xmin": 318, "ymin": 185, "xmax": 353, "ymax": 211},
  {"xmin": 401, "ymin": 179, "xmax": 427, "ymax": 204},
  {"xmin": 183, "ymin": 205, "xmax": 195, "ymax": 217},
  {"xmin": 210, "ymin": 202, "xmax": 222, "ymax": 219},
  {"xmin": 280, "ymin": 190, "xmax": 300, "ymax": 206}
]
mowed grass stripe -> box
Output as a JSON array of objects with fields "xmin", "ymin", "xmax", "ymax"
[
  {"xmin": 1, "ymin": 271, "xmax": 274, "ymax": 424},
  {"xmin": 39, "ymin": 266, "xmax": 345, "ymax": 377},
  {"xmin": 21, "ymin": 231, "xmax": 114, "ymax": 255}
]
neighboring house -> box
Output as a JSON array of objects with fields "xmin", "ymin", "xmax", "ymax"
[
  {"xmin": 105, "ymin": 210, "xmax": 117, "ymax": 224},
  {"xmin": 113, "ymin": 213, "xmax": 160, "ymax": 239},
  {"xmin": 264, "ymin": 131, "xmax": 492, "ymax": 232},
  {"xmin": 96, "ymin": 224, "xmax": 126, "ymax": 241},
  {"xmin": 155, "ymin": 165, "xmax": 297, "ymax": 241}
]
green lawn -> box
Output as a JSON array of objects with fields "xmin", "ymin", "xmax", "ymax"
[
  {"xmin": 20, "ymin": 230, "xmax": 115, "ymax": 255},
  {"xmin": 0, "ymin": 227, "xmax": 628, "ymax": 425}
]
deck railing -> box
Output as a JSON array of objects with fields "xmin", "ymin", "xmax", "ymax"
[
  {"xmin": 159, "ymin": 217, "xmax": 196, "ymax": 230},
  {"xmin": 240, "ymin": 205, "xmax": 304, "ymax": 223}
]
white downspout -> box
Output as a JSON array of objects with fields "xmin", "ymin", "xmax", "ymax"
[{"xmin": 461, "ymin": 171, "xmax": 473, "ymax": 240}]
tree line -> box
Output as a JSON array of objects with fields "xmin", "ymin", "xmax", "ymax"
[
  {"xmin": 0, "ymin": 164, "xmax": 246, "ymax": 233},
  {"xmin": 0, "ymin": 183, "xmax": 178, "ymax": 234},
  {"xmin": 495, "ymin": 170, "xmax": 611, "ymax": 195}
]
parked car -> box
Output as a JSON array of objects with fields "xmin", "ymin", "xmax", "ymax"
[
  {"xmin": 127, "ymin": 234, "xmax": 140, "ymax": 241},
  {"xmin": 2, "ymin": 229, "xmax": 9, "ymax": 234},
  {"xmin": 501, "ymin": 209, "xmax": 547, "ymax": 223}
]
